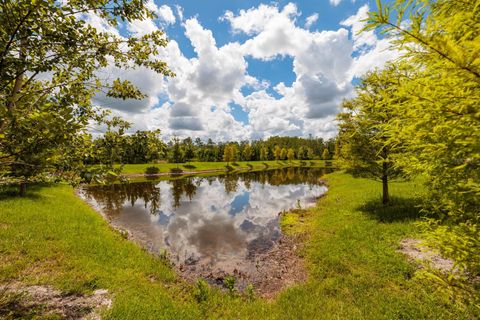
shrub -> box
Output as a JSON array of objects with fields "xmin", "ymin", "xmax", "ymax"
[
  {"xmin": 170, "ymin": 168, "xmax": 183, "ymax": 174},
  {"xmin": 225, "ymin": 165, "xmax": 234, "ymax": 172},
  {"xmin": 145, "ymin": 166, "xmax": 160, "ymax": 175}
]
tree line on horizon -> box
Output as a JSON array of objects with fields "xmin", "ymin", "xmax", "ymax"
[{"xmin": 88, "ymin": 133, "xmax": 335, "ymax": 165}]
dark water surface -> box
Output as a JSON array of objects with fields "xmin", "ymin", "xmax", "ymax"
[{"xmin": 80, "ymin": 167, "xmax": 330, "ymax": 275}]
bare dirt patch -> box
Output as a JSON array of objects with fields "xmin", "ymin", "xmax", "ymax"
[
  {"xmin": 0, "ymin": 282, "xmax": 111, "ymax": 319},
  {"xmin": 178, "ymin": 233, "xmax": 307, "ymax": 299},
  {"xmin": 398, "ymin": 238, "xmax": 454, "ymax": 273}
]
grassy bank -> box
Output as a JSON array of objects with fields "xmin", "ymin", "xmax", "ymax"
[
  {"xmin": 119, "ymin": 160, "xmax": 332, "ymax": 175},
  {"xmin": 0, "ymin": 172, "xmax": 472, "ymax": 319}
]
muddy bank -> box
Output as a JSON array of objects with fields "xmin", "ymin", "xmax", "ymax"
[{"xmin": 177, "ymin": 233, "xmax": 306, "ymax": 298}]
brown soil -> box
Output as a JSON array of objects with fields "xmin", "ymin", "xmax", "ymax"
[
  {"xmin": 0, "ymin": 282, "xmax": 111, "ymax": 319},
  {"xmin": 177, "ymin": 234, "xmax": 307, "ymax": 299},
  {"xmin": 398, "ymin": 238, "xmax": 454, "ymax": 273}
]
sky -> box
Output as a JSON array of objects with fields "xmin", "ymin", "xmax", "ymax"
[{"xmin": 89, "ymin": 0, "xmax": 399, "ymax": 141}]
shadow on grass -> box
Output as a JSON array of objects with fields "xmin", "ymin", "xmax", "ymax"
[
  {"xmin": 358, "ymin": 196, "xmax": 425, "ymax": 223},
  {"xmin": 0, "ymin": 184, "xmax": 46, "ymax": 201}
]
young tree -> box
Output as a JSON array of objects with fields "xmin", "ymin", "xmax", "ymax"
[
  {"xmin": 273, "ymin": 145, "xmax": 282, "ymax": 161},
  {"xmin": 242, "ymin": 144, "xmax": 253, "ymax": 161},
  {"xmin": 280, "ymin": 148, "xmax": 287, "ymax": 160},
  {"xmin": 287, "ymin": 148, "xmax": 295, "ymax": 162},
  {"xmin": 0, "ymin": 0, "xmax": 173, "ymax": 194},
  {"xmin": 169, "ymin": 137, "xmax": 184, "ymax": 167},
  {"xmin": 366, "ymin": 0, "xmax": 480, "ymax": 301},
  {"xmin": 307, "ymin": 148, "xmax": 314, "ymax": 160},
  {"xmin": 322, "ymin": 149, "xmax": 330, "ymax": 160},
  {"xmin": 260, "ymin": 146, "xmax": 268, "ymax": 161},
  {"xmin": 183, "ymin": 137, "xmax": 195, "ymax": 164},
  {"xmin": 337, "ymin": 65, "xmax": 405, "ymax": 205},
  {"xmin": 223, "ymin": 144, "xmax": 232, "ymax": 164}
]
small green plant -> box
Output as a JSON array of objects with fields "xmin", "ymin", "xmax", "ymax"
[
  {"xmin": 245, "ymin": 284, "xmax": 255, "ymax": 301},
  {"xmin": 183, "ymin": 164, "xmax": 196, "ymax": 170},
  {"xmin": 145, "ymin": 166, "xmax": 160, "ymax": 175},
  {"xmin": 296, "ymin": 199, "xmax": 302, "ymax": 210},
  {"xmin": 158, "ymin": 248, "xmax": 168, "ymax": 261},
  {"xmin": 194, "ymin": 279, "xmax": 210, "ymax": 303},
  {"xmin": 224, "ymin": 276, "xmax": 236, "ymax": 295}
]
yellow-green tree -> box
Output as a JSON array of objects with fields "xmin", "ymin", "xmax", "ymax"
[
  {"xmin": 273, "ymin": 145, "xmax": 282, "ymax": 161},
  {"xmin": 366, "ymin": 0, "xmax": 480, "ymax": 305},
  {"xmin": 287, "ymin": 148, "xmax": 295, "ymax": 162},
  {"xmin": 280, "ymin": 148, "xmax": 287, "ymax": 160},
  {"xmin": 337, "ymin": 65, "xmax": 406, "ymax": 205},
  {"xmin": 322, "ymin": 149, "xmax": 330, "ymax": 160}
]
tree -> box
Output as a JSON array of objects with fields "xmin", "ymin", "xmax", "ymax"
[
  {"xmin": 260, "ymin": 146, "xmax": 268, "ymax": 161},
  {"xmin": 322, "ymin": 149, "xmax": 330, "ymax": 160},
  {"xmin": 0, "ymin": 0, "xmax": 173, "ymax": 194},
  {"xmin": 287, "ymin": 148, "xmax": 295, "ymax": 162},
  {"xmin": 169, "ymin": 137, "xmax": 184, "ymax": 167},
  {"xmin": 337, "ymin": 65, "xmax": 405, "ymax": 205},
  {"xmin": 223, "ymin": 144, "xmax": 235, "ymax": 164},
  {"xmin": 273, "ymin": 145, "xmax": 282, "ymax": 161},
  {"xmin": 242, "ymin": 144, "xmax": 253, "ymax": 161},
  {"xmin": 366, "ymin": 0, "xmax": 480, "ymax": 303},
  {"xmin": 307, "ymin": 148, "xmax": 314, "ymax": 160},
  {"xmin": 183, "ymin": 137, "xmax": 195, "ymax": 164},
  {"xmin": 280, "ymin": 148, "xmax": 287, "ymax": 160}
]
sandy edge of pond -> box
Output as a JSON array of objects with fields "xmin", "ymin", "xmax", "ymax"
[{"xmin": 74, "ymin": 188, "xmax": 310, "ymax": 299}]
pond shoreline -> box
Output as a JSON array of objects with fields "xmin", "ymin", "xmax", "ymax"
[{"xmin": 77, "ymin": 168, "xmax": 329, "ymax": 297}]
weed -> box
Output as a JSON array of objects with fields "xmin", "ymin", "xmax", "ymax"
[
  {"xmin": 194, "ymin": 279, "xmax": 210, "ymax": 303},
  {"xmin": 224, "ymin": 276, "xmax": 236, "ymax": 295}
]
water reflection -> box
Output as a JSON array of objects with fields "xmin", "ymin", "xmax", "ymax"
[{"xmin": 81, "ymin": 167, "xmax": 330, "ymax": 273}]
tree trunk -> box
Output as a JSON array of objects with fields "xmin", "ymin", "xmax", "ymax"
[
  {"xmin": 382, "ymin": 162, "xmax": 389, "ymax": 205},
  {"xmin": 19, "ymin": 182, "xmax": 26, "ymax": 197}
]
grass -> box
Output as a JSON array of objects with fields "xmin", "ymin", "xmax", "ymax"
[
  {"xmin": 0, "ymin": 172, "xmax": 473, "ymax": 319},
  {"xmin": 119, "ymin": 160, "xmax": 332, "ymax": 175}
]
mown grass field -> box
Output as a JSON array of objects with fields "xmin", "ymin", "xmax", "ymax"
[
  {"xmin": 119, "ymin": 159, "xmax": 331, "ymax": 175},
  {"xmin": 0, "ymin": 172, "xmax": 474, "ymax": 319}
]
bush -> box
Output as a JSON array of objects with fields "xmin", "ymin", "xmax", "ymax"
[
  {"xmin": 225, "ymin": 165, "xmax": 234, "ymax": 172},
  {"xmin": 170, "ymin": 168, "xmax": 183, "ymax": 174},
  {"xmin": 247, "ymin": 163, "xmax": 253, "ymax": 170},
  {"xmin": 183, "ymin": 164, "xmax": 196, "ymax": 170},
  {"xmin": 145, "ymin": 166, "xmax": 160, "ymax": 175},
  {"xmin": 231, "ymin": 162, "xmax": 239, "ymax": 166}
]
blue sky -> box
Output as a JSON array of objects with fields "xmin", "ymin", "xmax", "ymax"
[{"xmin": 91, "ymin": 0, "xmax": 398, "ymax": 141}]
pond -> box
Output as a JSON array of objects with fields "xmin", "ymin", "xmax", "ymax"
[{"xmin": 80, "ymin": 166, "xmax": 331, "ymax": 293}]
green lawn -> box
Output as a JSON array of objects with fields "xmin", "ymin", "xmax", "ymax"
[
  {"xmin": 0, "ymin": 172, "xmax": 472, "ymax": 319},
  {"xmin": 119, "ymin": 160, "xmax": 332, "ymax": 174}
]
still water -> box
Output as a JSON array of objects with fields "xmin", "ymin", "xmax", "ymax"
[{"xmin": 80, "ymin": 167, "xmax": 329, "ymax": 277}]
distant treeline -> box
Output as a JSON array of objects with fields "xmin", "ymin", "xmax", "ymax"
[{"xmin": 87, "ymin": 132, "xmax": 335, "ymax": 164}]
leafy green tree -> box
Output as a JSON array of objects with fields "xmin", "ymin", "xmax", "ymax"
[
  {"xmin": 366, "ymin": 0, "xmax": 480, "ymax": 305},
  {"xmin": 169, "ymin": 137, "xmax": 184, "ymax": 167},
  {"xmin": 273, "ymin": 145, "xmax": 282, "ymax": 161},
  {"xmin": 307, "ymin": 148, "xmax": 314, "ymax": 160},
  {"xmin": 322, "ymin": 149, "xmax": 330, "ymax": 160},
  {"xmin": 0, "ymin": 0, "xmax": 173, "ymax": 194},
  {"xmin": 280, "ymin": 148, "xmax": 287, "ymax": 160},
  {"xmin": 337, "ymin": 65, "xmax": 405, "ymax": 205},
  {"xmin": 183, "ymin": 137, "xmax": 195, "ymax": 164},
  {"xmin": 287, "ymin": 148, "xmax": 295, "ymax": 162},
  {"xmin": 242, "ymin": 144, "xmax": 253, "ymax": 161},
  {"xmin": 260, "ymin": 146, "xmax": 268, "ymax": 161}
]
